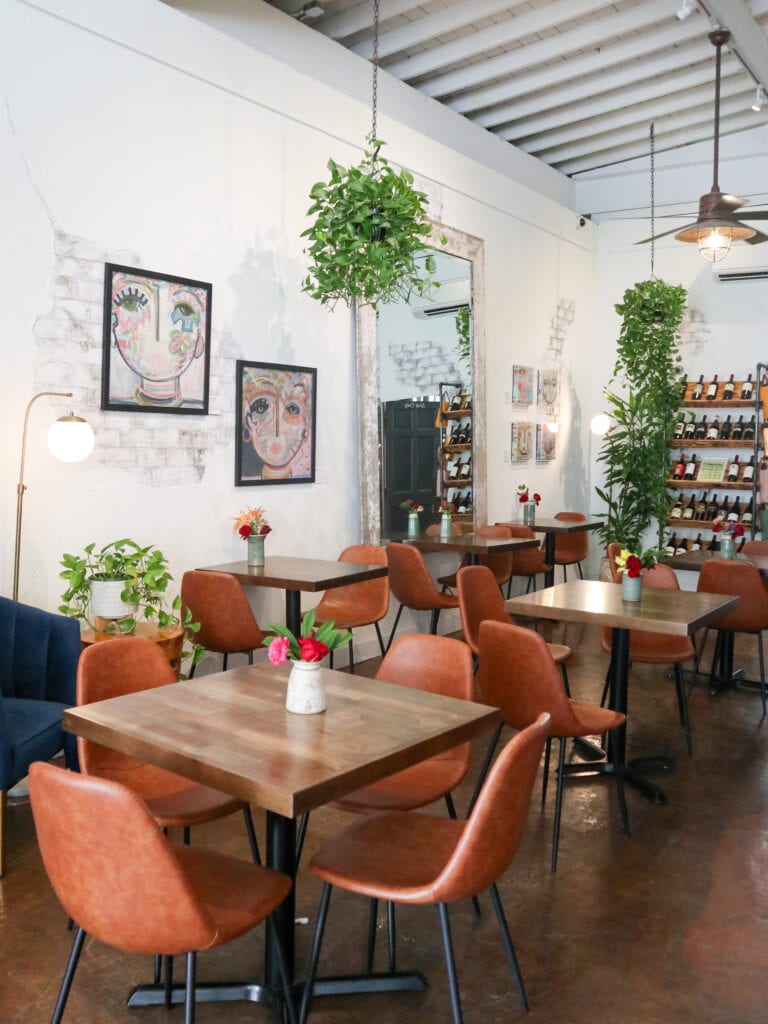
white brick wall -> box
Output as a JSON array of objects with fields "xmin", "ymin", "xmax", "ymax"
[{"xmin": 33, "ymin": 231, "xmax": 233, "ymax": 486}]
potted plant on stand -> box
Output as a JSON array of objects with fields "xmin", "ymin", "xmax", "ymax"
[{"xmin": 595, "ymin": 278, "xmax": 687, "ymax": 556}]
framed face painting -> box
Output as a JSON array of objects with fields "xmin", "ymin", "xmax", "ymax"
[
  {"xmin": 101, "ymin": 263, "xmax": 211, "ymax": 414},
  {"xmin": 512, "ymin": 365, "xmax": 534, "ymax": 406},
  {"xmin": 511, "ymin": 421, "xmax": 533, "ymax": 461},
  {"xmin": 536, "ymin": 423, "xmax": 556, "ymax": 461},
  {"xmin": 236, "ymin": 360, "xmax": 317, "ymax": 486},
  {"xmin": 537, "ymin": 368, "xmax": 559, "ymax": 409}
]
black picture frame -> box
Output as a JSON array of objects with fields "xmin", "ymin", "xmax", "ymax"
[
  {"xmin": 101, "ymin": 263, "xmax": 212, "ymax": 414},
  {"xmin": 236, "ymin": 360, "xmax": 317, "ymax": 486}
]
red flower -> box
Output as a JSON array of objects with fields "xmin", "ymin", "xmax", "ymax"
[
  {"xmin": 298, "ymin": 637, "xmax": 330, "ymax": 662},
  {"xmin": 238, "ymin": 524, "xmax": 252, "ymax": 538},
  {"xmin": 518, "ymin": 490, "xmax": 529, "ymax": 503},
  {"xmin": 533, "ymin": 493, "xmax": 541, "ymax": 505},
  {"xmin": 732, "ymin": 523, "xmax": 745, "ymax": 539},
  {"xmin": 626, "ymin": 555, "xmax": 643, "ymax": 578},
  {"xmin": 259, "ymin": 524, "xmax": 272, "ymax": 535}
]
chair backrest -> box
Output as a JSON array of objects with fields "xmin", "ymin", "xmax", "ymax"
[
  {"xmin": 601, "ymin": 562, "xmax": 687, "ymax": 656},
  {"xmin": 181, "ymin": 570, "xmax": 265, "ymax": 654},
  {"xmin": 495, "ymin": 523, "xmax": 548, "ymax": 576},
  {"xmin": 606, "ymin": 542, "xmax": 622, "ymax": 583},
  {"xmin": 476, "ymin": 524, "xmax": 515, "ymax": 584},
  {"xmin": 30, "ymin": 761, "xmax": 218, "ymax": 955},
  {"xmin": 643, "ymin": 563, "xmax": 680, "ymax": 591},
  {"xmin": 742, "ymin": 540, "xmax": 768, "ymax": 556},
  {"xmin": 386, "ymin": 542, "xmax": 444, "ymax": 610},
  {"xmin": 457, "ymin": 565, "xmax": 511, "ymax": 655},
  {"xmin": 0, "ymin": 596, "xmax": 80, "ymax": 703},
  {"xmin": 698, "ymin": 560, "xmax": 768, "ymax": 633},
  {"xmin": 429, "ymin": 713, "xmax": 550, "ymax": 903},
  {"xmin": 76, "ymin": 636, "xmax": 177, "ymax": 776},
  {"xmin": 476, "ymin": 620, "xmax": 581, "ymax": 734},
  {"xmin": 332, "ymin": 545, "xmax": 389, "ymax": 620},
  {"xmin": 553, "ymin": 512, "xmax": 589, "ymax": 563}
]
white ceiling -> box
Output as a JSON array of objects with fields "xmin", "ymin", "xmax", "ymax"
[{"xmin": 264, "ymin": 0, "xmax": 768, "ymax": 178}]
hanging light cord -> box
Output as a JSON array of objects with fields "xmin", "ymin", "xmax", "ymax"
[
  {"xmin": 650, "ymin": 121, "xmax": 656, "ymax": 280},
  {"xmin": 371, "ymin": 0, "xmax": 380, "ymax": 147}
]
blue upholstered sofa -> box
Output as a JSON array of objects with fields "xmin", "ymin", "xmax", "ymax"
[{"xmin": 0, "ymin": 596, "xmax": 80, "ymax": 876}]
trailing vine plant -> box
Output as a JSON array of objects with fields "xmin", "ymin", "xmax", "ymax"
[
  {"xmin": 595, "ymin": 278, "xmax": 687, "ymax": 552},
  {"xmin": 455, "ymin": 304, "xmax": 471, "ymax": 365}
]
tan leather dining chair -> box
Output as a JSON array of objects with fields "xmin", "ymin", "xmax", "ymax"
[
  {"xmin": 30, "ymin": 762, "xmax": 295, "ymax": 1024},
  {"xmin": 476, "ymin": 620, "xmax": 629, "ymax": 872},
  {"xmin": 312, "ymin": 544, "xmax": 389, "ymax": 671},
  {"xmin": 438, "ymin": 524, "xmax": 515, "ymax": 593},
  {"xmin": 552, "ymin": 511, "xmax": 589, "ymax": 582},
  {"xmin": 298, "ymin": 714, "xmax": 551, "ymax": 1024},
  {"xmin": 496, "ymin": 523, "xmax": 553, "ymax": 595},
  {"xmin": 181, "ymin": 570, "xmax": 271, "ymax": 676},
  {"xmin": 385, "ymin": 542, "xmax": 459, "ymax": 649}
]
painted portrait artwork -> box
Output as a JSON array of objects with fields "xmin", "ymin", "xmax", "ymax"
[
  {"xmin": 512, "ymin": 365, "xmax": 534, "ymax": 406},
  {"xmin": 536, "ymin": 423, "xmax": 556, "ymax": 461},
  {"xmin": 101, "ymin": 264, "xmax": 211, "ymax": 414},
  {"xmin": 537, "ymin": 368, "xmax": 559, "ymax": 409},
  {"xmin": 236, "ymin": 361, "xmax": 317, "ymax": 486},
  {"xmin": 511, "ymin": 420, "xmax": 533, "ymax": 462}
]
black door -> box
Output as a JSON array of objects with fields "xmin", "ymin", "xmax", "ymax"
[{"xmin": 381, "ymin": 398, "xmax": 440, "ymax": 536}]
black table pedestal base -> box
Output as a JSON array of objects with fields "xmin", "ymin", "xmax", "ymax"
[
  {"xmin": 128, "ymin": 981, "xmax": 276, "ymax": 1009},
  {"xmin": 562, "ymin": 758, "xmax": 668, "ymax": 805},
  {"xmin": 309, "ymin": 971, "xmax": 428, "ymax": 996}
]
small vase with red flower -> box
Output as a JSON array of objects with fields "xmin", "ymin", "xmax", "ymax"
[
  {"xmin": 232, "ymin": 505, "xmax": 272, "ymax": 567},
  {"xmin": 265, "ymin": 610, "xmax": 352, "ymax": 714}
]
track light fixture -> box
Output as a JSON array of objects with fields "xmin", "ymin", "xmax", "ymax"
[
  {"xmin": 752, "ymin": 84, "xmax": 767, "ymax": 113},
  {"xmin": 675, "ymin": 0, "xmax": 697, "ymax": 21}
]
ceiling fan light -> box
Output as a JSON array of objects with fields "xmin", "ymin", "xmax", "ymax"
[{"xmin": 698, "ymin": 228, "xmax": 732, "ymax": 263}]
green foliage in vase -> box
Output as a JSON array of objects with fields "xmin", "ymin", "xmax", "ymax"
[
  {"xmin": 301, "ymin": 138, "xmax": 446, "ymax": 309},
  {"xmin": 455, "ymin": 305, "xmax": 471, "ymax": 365},
  {"xmin": 595, "ymin": 278, "xmax": 687, "ymax": 553}
]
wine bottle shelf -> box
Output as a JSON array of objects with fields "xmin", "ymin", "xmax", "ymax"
[
  {"xmin": 681, "ymin": 379, "xmax": 755, "ymax": 405},
  {"xmin": 667, "ymin": 478, "xmax": 752, "ymax": 490},
  {"xmin": 443, "ymin": 477, "xmax": 473, "ymax": 486},
  {"xmin": 443, "ymin": 444, "xmax": 472, "ymax": 453},
  {"xmin": 668, "ymin": 439, "xmax": 755, "ymax": 449},
  {"xmin": 665, "ymin": 518, "xmax": 754, "ymax": 530},
  {"xmin": 681, "ymin": 398, "xmax": 754, "ymax": 408},
  {"xmin": 441, "ymin": 408, "xmax": 473, "ymax": 420}
]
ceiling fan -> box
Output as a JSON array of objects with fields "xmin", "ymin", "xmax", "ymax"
[{"xmin": 638, "ymin": 29, "xmax": 768, "ymax": 262}]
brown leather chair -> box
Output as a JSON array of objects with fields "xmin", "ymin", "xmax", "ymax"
[
  {"xmin": 552, "ymin": 511, "xmax": 589, "ymax": 582},
  {"xmin": 438, "ymin": 524, "xmax": 515, "ymax": 593},
  {"xmin": 312, "ymin": 544, "xmax": 389, "ymax": 671},
  {"xmin": 742, "ymin": 540, "xmax": 768, "ymax": 556},
  {"xmin": 298, "ymin": 714, "xmax": 551, "ymax": 1024},
  {"xmin": 600, "ymin": 562, "xmax": 695, "ymax": 752},
  {"xmin": 77, "ymin": 637, "xmax": 260, "ymax": 861},
  {"xmin": 696, "ymin": 560, "xmax": 768, "ymax": 716},
  {"xmin": 29, "ymin": 762, "xmax": 294, "ymax": 1024},
  {"xmin": 496, "ymin": 522, "xmax": 553, "ymax": 595},
  {"xmin": 425, "ymin": 522, "xmax": 475, "ymax": 536},
  {"xmin": 181, "ymin": 570, "xmax": 271, "ymax": 676},
  {"xmin": 386, "ymin": 542, "xmax": 459, "ymax": 649},
  {"xmin": 476, "ymin": 620, "xmax": 629, "ymax": 871},
  {"xmin": 605, "ymin": 541, "xmax": 622, "ymax": 582}
]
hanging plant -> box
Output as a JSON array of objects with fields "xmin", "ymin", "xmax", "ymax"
[{"xmin": 301, "ymin": 138, "xmax": 444, "ymax": 309}]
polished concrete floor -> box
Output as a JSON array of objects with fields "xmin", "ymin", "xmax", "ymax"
[{"xmin": 2, "ymin": 621, "xmax": 768, "ymax": 1023}]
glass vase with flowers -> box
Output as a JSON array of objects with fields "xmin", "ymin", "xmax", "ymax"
[
  {"xmin": 614, "ymin": 547, "xmax": 659, "ymax": 601},
  {"xmin": 712, "ymin": 516, "xmax": 744, "ymax": 560},
  {"xmin": 439, "ymin": 500, "xmax": 456, "ymax": 537},
  {"xmin": 232, "ymin": 505, "xmax": 272, "ymax": 567},
  {"xmin": 400, "ymin": 498, "xmax": 424, "ymax": 536},
  {"xmin": 517, "ymin": 485, "xmax": 541, "ymax": 526},
  {"xmin": 265, "ymin": 609, "xmax": 352, "ymax": 714}
]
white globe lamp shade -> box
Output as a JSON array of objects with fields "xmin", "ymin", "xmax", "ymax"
[
  {"xmin": 590, "ymin": 413, "xmax": 611, "ymax": 437},
  {"xmin": 47, "ymin": 415, "xmax": 95, "ymax": 463}
]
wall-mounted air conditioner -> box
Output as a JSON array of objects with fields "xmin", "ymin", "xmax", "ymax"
[
  {"xmin": 410, "ymin": 279, "xmax": 470, "ymax": 318},
  {"xmin": 713, "ymin": 253, "xmax": 768, "ymax": 283}
]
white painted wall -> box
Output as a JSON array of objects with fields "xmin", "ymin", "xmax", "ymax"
[{"xmin": 1, "ymin": 0, "xmax": 597, "ymax": 658}]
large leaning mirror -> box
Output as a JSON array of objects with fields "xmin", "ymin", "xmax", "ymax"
[{"xmin": 357, "ymin": 223, "xmax": 486, "ymax": 543}]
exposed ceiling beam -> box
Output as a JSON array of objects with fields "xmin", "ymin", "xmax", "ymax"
[
  {"xmin": 555, "ymin": 109, "xmax": 763, "ymax": 175},
  {"xmin": 429, "ymin": 0, "xmax": 709, "ymax": 103},
  {"xmin": 514, "ymin": 63, "xmax": 743, "ymax": 153},
  {"xmin": 316, "ymin": 0, "xmax": 425, "ymax": 42},
  {"xmin": 383, "ymin": 0, "xmax": 618, "ymax": 82},
  {"xmin": 702, "ymin": 0, "xmax": 768, "ymax": 88},
  {"xmin": 351, "ymin": 0, "xmax": 531, "ymax": 60}
]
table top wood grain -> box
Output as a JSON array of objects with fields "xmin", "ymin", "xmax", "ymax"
[
  {"xmin": 661, "ymin": 549, "xmax": 768, "ymax": 577},
  {"xmin": 392, "ymin": 534, "xmax": 538, "ymax": 555},
  {"xmin": 63, "ymin": 664, "xmax": 499, "ymax": 818},
  {"xmin": 505, "ymin": 578, "xmax": 738, "ymax": 635},
  {"xmin": 197, "ymin": 556, "xmax": 387, "ymax": 592},
  {"xmin": 526, "ymin": 518, "xmax": 602, "ymax": 535}
]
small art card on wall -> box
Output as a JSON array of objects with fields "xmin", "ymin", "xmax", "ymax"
[
  {"xmin": 511, "ymin": 421, "xmax": 533, "ymax": 461},
  {"xmin": 512, "ymin": 365, "xmax": 534, "ymax": 406},
  {"xmin": 101, "ymin": 263, "xmax": 211, "ymax": 414},
  {"xmin": 536, "ymin": 423, "xmax": 556, "ymax": 462},
  {"xmin": 537, "ymin": 368, "xmax": 559, "ymax": 410},
  {"xmin": 236, "ymin": 360, "xmax": 317, "ymax": 486}
]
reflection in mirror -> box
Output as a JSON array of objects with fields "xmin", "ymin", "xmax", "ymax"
[{"xmin": 357, "ymin": 223, "xmax": 486, "ymax": 543}]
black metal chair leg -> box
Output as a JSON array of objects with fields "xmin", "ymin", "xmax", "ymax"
[
  {"xmin": 268, "ymin": 915, "xmax": 299, "ymax": 1024},
  {"xmin": 444, "ymin": 792, "xmax": 457, "ymax": 818},
  {"xmin": 758, "ymin": 631, "xmax": 767, "ymax": 718},
  {"xmin": 329, "ymin": 650, "xmax": 334, "ymax": 670},
  {"xmin": 600, "ymin": 663, "xmax": 611, "ymax": 708},
  {"xmin": 348, "ymin": 635, "xmax": 355, "ymax": 674},
  {"xmin": 299, "ymin": 883, "xmax": 332, "ymax": 1024},
  {"xmin": 541, "ymin": 736, "xmax": 552, "ymax": 807},
  {"xmin": 243, "ymin": 804, "xmax": 261, "ymax": 864},
  {"xmin": 374, "ymin": 621, "xmax": 386, "ymax": 657},
  {"xmin": 560, "ymin": 662, "xmax": 571, "ymax": 698},
  {"xmin": 183, "ymin": 826, "xmax": 191, "ymax": 845},
  {"xmin": 248, "ymin": 649, "xmax": 254, "ymax": 665},
  {"xmin": 674, "ymin": 664, "xmax": 693, "ymax": 754},
  {"xmin": 295, "ymin": 812, "xmax": 310, "ymax": 865},
  {"xmin": 188, "ymin": 661, "xmax": 197, "ymax": 679},
  {"xmin": 551, "ymin": 738, "xmax": 566, "ymax": 872},
  {"xmin": 387, "ymin": 901, "xmax": 396, "ymax": 972},
  {"xmin": 386, "ymin": 605, "xmax": 404, "ymax": 652},
  {"xmin": 154, "ymin": 953, "xmax": 161, "ymax": 984},
  {"xmin": 437, "ymin": 903, "xmax": 463, "ymax": 1024},
  {"xmin": 577, "ymin": 561, "xmax": 584, "ymax": 580},
  {"xmin": 430, "ymin": 608, "xmax": 441, "ymax": 635},
  {"xmin": 51, "ymin": 925, "xmax": 86, "ymax": 1024},
  {"xmin": 488, "ymin": 883, "xmax": 529, "ymax": 1012},
  {"xmin": 607, "ymin": 732, "xmax": 631, "ymax": 836},
  {"xmin": 366, "ymin": 898, "xmax": 378, "ymax": 972},
  {"xmin": 688, "ymin": 627, "xmax": 708, "ymax": 699},
  {"xmin": 163, "ymin": 954, "xmax": 174, "ymax": 1009},
  {"xmin": 562, "ymin": 564, "xmax": 568, "ymax": 583},
  {"xmin": 467, "ymin": 721, "xmax": 503, "ymax": 815},
  {"xmin": 184, "ymin": 951, "xmax": 196, "ymax": 1024},
  {"xmin": 223, "ymin": 653, "xmax": 228, "ymax": 672}
]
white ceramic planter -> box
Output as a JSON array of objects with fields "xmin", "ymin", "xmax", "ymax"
[
  {"xmin": 285, "ymin": 660, "xmax": 326, "ymax": 714},
  {"xmin": 89, "ymin": 577, "xmax": 135, "ymax": 619}
]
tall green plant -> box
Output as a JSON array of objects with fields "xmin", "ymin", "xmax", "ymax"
[{"xmin": 595, "ymin": 279, "xmax": 687, "ymax": 552}]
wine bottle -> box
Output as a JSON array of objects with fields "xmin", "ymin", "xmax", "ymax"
[
  {"xmin": 670, "ymin": 493, "xmax": 684, "ymax": 519},
  {"xmin": 665, "ymin": 533, "xmax": 677, "ymax": 557},
  {"xmin": 731, "ymin": 415, "xmax": 745, "ymax": 441},
  {"xmin": 673, "ymin": 412, "xmax": 685, "ymax": 440},
  {"xmin": 727, "ymin": 497, "xmax": 741, "ymax": 523},
  {"xmin": 690, "ymin": 533, "xmax": 704, "ymax": 551},
  {"xmin": 741, "ymin": 497, "xmax": 754, "ymax": 525},
  {"xmin": 707, "ymin": 416, "xmax": 721, "ymax": 440},
  {"xmin": 718, "ymin": 494, "xmax": 731, "ymax": 516},
  {"xmin": 683, "ymin": 413, "xmax": 697, "ymax": 439},
  {"xmin": 742, "ymin": 454, "xmax": 756, "ymax": 483},
  {"xmin": 450, "ymin": 391, "xmax": 462, "ymax": 411},
  {"xmin": 453, "ymin": 425, "xmax": 465, "ymax": 445},
  {"xmin": 720, "ymin": 415, "xmax": 733, "ymax": 441},
  {"xmin": 741, "ymin": 373, "xmax": 754, "ymax": 401},
  {"xmin": 706, "ymin": 375, "xmax": 720, "ymax": 400},
  {"xmin": 673, "ymin": 454, "xmax": 686, "ymax": 479},
  {"xmin": 723, "ymin": 374, "xmax": 735, "ymax": 400},
  {"xmin": 706, "ymin": 493, "xmax": 720, "ymax": 520},
  {"xmin": 683, "ymin": 453, "xmax": 698, "ymax": 480},
  {"xmin": 692, "ymin": 375, "xmax": 705, "ymax": 400},
  {"xmin": 727, "ymin": 455, "xmax": 741, "ymax": 482},
  {"xmin": 693, "ymin": 491, "xmax": 708, "ymax": 521},
  {"xmin": 463, "ymin": 423, "xmax": 472, "ymax": 444},
  {"xmin": 695, "ymin": 414, "xmax": 708, "ymax": 439},
  {"xmin": 743, "ymin": 415, "xmax": 756, "ymax": 441},
  {"xmin": 682, "ymin": 493, "xmax": 696, "ymax": 520},
  {"xmin": 738, "ymin": 537, "xmax": 747, "ymax": 553},
  {"xmin": 448, "ymin": 458, "xmax": 460, "ymax": 480},
  {"xmin": 459, "ymin": 456, "xmax": 472, "ymax": 479},
  {"xmin": 674, "ymin": 537, "xmax": 688, "ymax": 555}
]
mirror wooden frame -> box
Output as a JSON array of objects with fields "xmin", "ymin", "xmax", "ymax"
[{"xmin": 356, "ymin": 221, "xmax": 486, "ymax": 543}]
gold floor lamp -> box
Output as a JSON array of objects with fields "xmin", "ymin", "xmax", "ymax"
[{"xmin": 12, "ymin": 392, "xmax": 95, "ymax": 601}]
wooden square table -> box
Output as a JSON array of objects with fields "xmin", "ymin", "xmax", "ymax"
[
  {"xmin": 198, "ymin": 556, "xmax": 388, "ymax": 634},
  {"xmin": 393, "ymin": 531, "xmax": 538, "ymax": 566},
  {"xmin": 505, "ymin": 579, "xmax": 738, "ymax": 803},
  {"xmin": 526, "ymin": 517, "xmax": 601, "ymax": 587},
  {"xmin": 63, "ymin": 662, "xmax": 499, "ymax": 1012}
]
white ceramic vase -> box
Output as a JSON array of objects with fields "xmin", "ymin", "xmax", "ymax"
[
  {"xmin": 407, "ymin": 512, "xmax": 420, "ymax": 537},
  {"xmin": 522, "ymin": 501, "xmax": 536, "ymax": 526},
  {"xmin": 719, "ymin": 536, "xmax": 736, "ymax": 560},
  {"xmin": 285, "ymin": 659, "xmax": 326, "ymax": 714}
]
